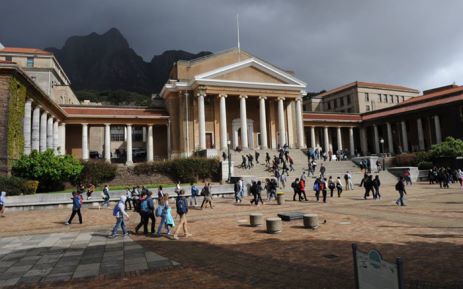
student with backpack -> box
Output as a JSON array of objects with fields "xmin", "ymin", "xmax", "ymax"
[
  {"xmin": 109, "ymin": 195, "xmax": 130, "ymax": 238},
  {"xmin": 200, "ymin": 183, "xmax": 213, "ymax": 209},
  {"xmin": 135, "ymin": 192, "xmax": 148, "ymax": 235},
  {"xmin": 172, "ymin": 189, "xmax": 192, "ymax": 239},
  {"xmin": 395, "ymin": 177, "xmax": 407, "ymax": 206},
  {"xmin": 328, "ymin": 176, "xmax": 336, "ymax": 197},
  {"xmin": 321, "ymin": 178, "xmax": 328, "ymax": 203},
  {"xmin": 156, "ymin": 195, "xmax": 175, "ymax": 237},
  {"xmin": 102, "ymin": 185, "xmax": 110, "ymax": 208},
  {"xmin": 313, "ymin": 178, "xmax": 321, "ymax": 202},
  {"xmin": 299, "ymin": 178, "xmax": 308, "ymax": 201},
  {"xmin": 65, "ymin": 191, "xmax": 83, "ymax": 225},
  {"xmin": 373, "ymin": 175, "xmax": 381, "ymax": 200},
  {"xmin": 336, "ymin": 176, "xmax": 343, "ymax": 197},
  {"xmin": 292, "ymin": 178, "xmax": 301, "ymax": 201},
  {"xmin": 190, "ymin": 183, "xmax": 199, "ymax": 206}
]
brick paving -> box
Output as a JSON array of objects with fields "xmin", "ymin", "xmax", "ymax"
[{"xmin": 0, "ymin": 182, "xmax": 462, "ymax": 288}]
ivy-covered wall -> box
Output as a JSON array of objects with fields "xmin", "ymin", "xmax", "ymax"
[{"xmin": 7, "ymin": 77, "xmax": 26, "ymax": 162}]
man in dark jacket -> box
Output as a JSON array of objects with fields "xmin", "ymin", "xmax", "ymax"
[{"xmin": 395, "ymin": 177, "xmax": 407, "ymax": 206}]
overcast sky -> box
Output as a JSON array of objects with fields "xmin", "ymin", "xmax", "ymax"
[{"xmin": 1, "ymin": 0, "xmax": 463, "ymax": 92}]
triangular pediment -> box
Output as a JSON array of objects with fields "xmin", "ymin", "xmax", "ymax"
[{"xmin": 194, "ymin": 58, "xmax": 306, "ymax": 87}]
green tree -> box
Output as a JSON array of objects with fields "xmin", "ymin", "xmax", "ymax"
[
  {"xmin": 430, "ymin": 137, "xmax": 463, "ymax": 158},
  {"xmin": 12, "ymin": 150, "xmax": 83, "ymax": 192}
]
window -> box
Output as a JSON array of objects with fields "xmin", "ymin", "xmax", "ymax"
[
  {"xmin": 340, "ymin": 97, "xmax": 344, "ymax": 106},
  {"xmin": 366, "ymin": 105, "xmax": 371, "ymax": 112},
  {"xmin": 401, "ymin": 96, "xmax": 405, "ymax": 102},
  {"xmin": 327, "ymin": 101, "xmax": 331, "ymax": 110},
  {"xmin": 378, "ymin": 94, "xmax": 382, "ymax": 102},
  {"xmin": 347, "ymin": 108, "xmax": 353, "ymax": 113},
  {"xmin": 347, "ymin": 95, "xmax": 351, "ymax": 104},
  {"xmin": 5, "ymin": 56, "xmax": 12, "ymax": 61},
  {"xmin": 396, "ymin": 95, "xmax": 400, "ymax": 103},
  {"xmin": 26, "ymin": 57, "xmax": 34, "ymax": 68},
  {"xmin": 389, "ymin": 95, "xmax": 394, "ymax": 103},
  {"xmin": 133, "ymin": 127, "xmax": 143, "ymax": 141},
  {"xmin": 111, "ymin": 126, "xmax": 125, "ymax": 141},
  {"xmin": 333, "ymin": 99, "xmax": 337, "ymax": 109},
  {"xmin": 365, "ymin": 93, "xmax": 369, "ymax": 101}
]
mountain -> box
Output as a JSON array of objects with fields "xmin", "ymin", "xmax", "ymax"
[{"xmin": 45, "ymin": 28, "xmax": 211, "ymax": 95}]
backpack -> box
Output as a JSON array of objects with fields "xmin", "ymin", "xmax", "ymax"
[
  {"xmin": 176, "ymin": 198, "xmax": 188, "ymax": 215},
  {"xmin": 395, "ymin": 182, "xmax": 401, "ymax": 191},
  {"xmin": 313, "ymin": 182, "xmax": 320, "ymax": 191},
  {"xmin": 140, "ymin": 199, "xmax": 149, "ymax": 212},
  {"xmin": 328, "ymin": 182, "xmax": 335, "ymax": 189},
  {"xmin": 73, "ymin": 196, "xmax": 81, "ymax": 209},
  {"xmin": 112, "ymin": 203, "xmax": 120, "ymax": 216},
  {"xmin": 320, "ymin": 182, "xmax": 326, "ymax": 191},
  {"xmin": 344, "ymin": 174, "xmax": 348, "ymax": 180}
]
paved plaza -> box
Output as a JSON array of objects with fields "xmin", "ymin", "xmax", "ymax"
[
  {"xmin": 0, "ymin": 231, "xmax": 178, "ymax": 287},
  {"xmin": 0, "ymin": 182, "xmax": 462, "ymax": 289}
]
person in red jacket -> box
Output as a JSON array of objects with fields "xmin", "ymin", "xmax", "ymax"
[{"xmin": 299, "ymin": 179, "xmax": 308, "ymax": 201}]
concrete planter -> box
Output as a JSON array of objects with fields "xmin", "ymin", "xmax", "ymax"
[
  {"xmin": 303, "ymin": 214, "xmax": 319, "ymax": 229},
  {"xmin": 250, "ymin": 213, "xmax": 263, "ymax": 227},
  {"xmin": 276, "ymin": 194, "xmax": 285, "ymax": 205},
  {"xmin": 266, "ymin": 217, "xmax": 282, "ymax": 234}
]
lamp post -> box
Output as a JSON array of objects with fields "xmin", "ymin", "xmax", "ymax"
[
  {"xmin": 227, "ymin": 140, "xmax": 231, "ymax": 183},
  {"xmin": 380, "ymin": 138, "xmax": 385, "ymax": 154}
]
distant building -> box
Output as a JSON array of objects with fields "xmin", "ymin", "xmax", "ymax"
[
  {"xmin": 304, "ymin": 81, "xmax": 420, "ymax": 113},
  {"xmin": 0, "ymin": 47, "xmax": 79, "ymax": 104}
]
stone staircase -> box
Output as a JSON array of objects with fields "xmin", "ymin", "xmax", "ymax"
[{"xmin": 228, "ymin": 149, "xmax": 398, "ymax": 186}]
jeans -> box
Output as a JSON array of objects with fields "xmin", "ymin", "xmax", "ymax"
[
  {"xmin": 234, "ymin": 191, "xmax": 242, "ymax": 202},
  {"xmin": 103, "ymin": 194, "xmax": 110, "ymax": 207},
  {"xmin": 190, "ymin": 195, "xmax": 197, "ymax": 206},
  {"xmin": 156, "ymin": 216, "xmax": 167, "ymax": 235},
  {"xmin": 112, "ymin": 217, "xmax": 127, "ymax": 236},
  {"xmin": 125, "ymin": 198, "xmax": 132, "ymax": 210},
  {"xmin": 68, "ymin": 209, "xmax": 82, "ymax": 224},
  {"xmin": 396, "ymin": 191, "xmax": 405, "ymax": 206}
]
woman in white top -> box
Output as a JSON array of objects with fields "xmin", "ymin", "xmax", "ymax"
[{"xmin": 0, "ymin": 191, "xmax": 6, "ymax": 217}]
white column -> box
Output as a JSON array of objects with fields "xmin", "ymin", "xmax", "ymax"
[
  {"xmin": 401, "ymin": 121, "xmax": 409, "ymax": 152},
  {"xmin": 142, "ymin": 127, "xmax": 147, "ymax": 142},
  {"xmin": 349, "ymin": 127, "xmax": 355, "ymax": 157},
  {"xmin": 126, "ymin": 124, "xmax": 133, "ymax": 165},
  {"xmin": 53, "ymin": 120, "xmax": 59, "ymax": 154},
  {"xmin": 59, "ymin": 123, "xmax": 66, "ymax": 155},
  {"xmin": 219, "ymin": 94, "xmax": 228, "ymax": 150},
  {"xmin": 373, "ymin": 125, "xmax": 380, "ymax": 154},
  {"xmin": 104, "ymin": 123, "xmax": 111, "ymax": 162},
  {"xmin": 233, "ymin": 130, "xmax": 238, "ymax": 149},
  {"xmin": 259, "ymin": 96, "xmax": 268, "ymax": 149},
  {"xmin": 387, "ymin": 122, "xmax": 393, "ymax": 154},
  {"xmin": 197, "ymin": 92, "xmax": 206, "ymax": 150},
  {"xmin": 336, "ymin": 127, "xmax": 343, "ymax": 151},
  {"xmin": 32, "ymin": 106, "xmax": 40, "ymax": 152},
  {"xmin": 47, "ymin": 116, "xmax": 53, "ymax": 149},
  {"xmin": 239, "ymin": 95, "xmax": 248, "ymax": 149},
  {"xmin": 23, "ymin": 99, "xmax": 32, "ymax": 155},
  {"xmin": 147, "ymin": 125, "xmax": 154, "ymax": 162},
  {"xmin": 277, "ymin": 97, "xmax": 286, "ymax": 147},
  {"xmin": 295, "ymin": 97, "xmax": 305, "ymax": 148},
  {"xmin": 82, "ymin": 123, "xmax": 89, "ymax": 160},
  {"xmin": 417, "ymin": 118, "xmax": 425, "ymax": 151},
  {"xmin": 360, "ymin": 127, "xmax": 368, "ymax": 155},
  {"xmin": 286, "ymin": 102, "xmax": 294, "ymax": 147},
  {"xmin": 310, "ymin": 126, "xmax": 316, "ymax": 149},
  {"xmin": 40, "ymin": 111, "xmax": 48, "ymax": 152},
  {"xmin": 323, "ymin": 126, "xmax": 329, "ymax": 153},
  {"xmin": 434, "ymin": 115, "xmax": 442, "ymax": 144}
]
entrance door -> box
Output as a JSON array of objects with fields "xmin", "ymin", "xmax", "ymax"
[{"xmin": 206, "ymin": 133, "xmax": 213, "ymax": 149}]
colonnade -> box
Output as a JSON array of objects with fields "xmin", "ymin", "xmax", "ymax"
[
  {"xmin": 23, "ymin": 99, "xmax": 65, "ymax": 156},
  {"xmin": 196, "ymin": 92, "xmax": 306, "ymax": 150},
  {"xmin": 80, "ymin": 123, "xmax": 159, "ymax": 165},
  {"xmin": 308, "ymin": 126, "xmax": 356, "ymax": 156}
]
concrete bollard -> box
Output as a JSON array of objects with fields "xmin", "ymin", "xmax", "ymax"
[
  {"xmin": 266, "ymin": 217, "xmax": 282, "ymax": 234},
  {"xmin": 303, "ymin": 214, "xmax": 319, "ymax": 229},
  {"xmin": 250, "ymin": 213, "xmax": 263, "ymax": 227}
]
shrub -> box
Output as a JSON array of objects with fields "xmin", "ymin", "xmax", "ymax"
[
  {"xmin": 417, "ymin": 161, "xmax": 433, "ymax": 170},
  {"xmin": 0, "ymin": 175, "xmax": 37, "ymax": 196},
  {"xmin": 134, "ymin": 158, "xmax": 221, "ymax": 183},
  {"xmin": 394, "ymin": 153, "xmax": 418, "ymax": 166},
  {"xmin": 79, "ymin": 160, "xmax": 117, "ymax": 186},
  {"xmin": 430, "ymin": 137, "xmax": 463, "ymax": 158},
  {"xmin": 12, "ymin": 150, "xmax": 83, "ymax": 192}
]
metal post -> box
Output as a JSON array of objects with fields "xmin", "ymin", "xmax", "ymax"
[
  {"xmin": 352, "ymin": 243, "xmax": 360, "ymax": 289},
  {"xmin": 396, "ymin": 257, "xmax": 404, "ymax": 289},
  {"xmin": 227, "ymin": 141, "xmax": 231, "ymax": 183}
]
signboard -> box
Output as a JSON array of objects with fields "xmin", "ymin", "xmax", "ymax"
[{"xmin": 352, "ymin": 244, "xmax": 404, "ymax": 289}]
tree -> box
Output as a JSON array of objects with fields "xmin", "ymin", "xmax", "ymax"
[
  {"xmin": 12, "ymin": 150, "xmax": 83, "ymax": 192},
  {"xmin": 430, "ymin": 137, "xmax": 463, "ymax": 158}
]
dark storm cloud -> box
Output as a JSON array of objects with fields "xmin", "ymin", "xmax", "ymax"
[{"xmin": 1, "ymin": 0, "xmax": 463, "ymax": 91}]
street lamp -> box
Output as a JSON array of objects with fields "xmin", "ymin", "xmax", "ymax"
[
  {"xmin": 227, "ymin": 140, "xmax": 231, "ymax": 183},
  {"xmin": 380, "ymin": 138, "xmax": 385, "ymax": 154}
]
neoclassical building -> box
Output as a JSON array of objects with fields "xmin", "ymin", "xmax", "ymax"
[{"xmin": 1, "ymin": 45, "xmax": 463, "ymax": 174}]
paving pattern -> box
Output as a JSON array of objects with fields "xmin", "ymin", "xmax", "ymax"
[{"xmin": 0, "ymin": 231, "xmax": 178, "ymax": 287}]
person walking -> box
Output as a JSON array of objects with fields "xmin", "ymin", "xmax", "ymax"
[
  {"xmin": 135, "ymin": 192, "xmax": 148, "ymax": 235},
  {"xmin": 299, "ymin": 178, "xmax": 308, "ymax": 201},
  {"xmin": 336, "ymin": 176, "xmax": 343, "ymax": 197},
  {"xmin": 0, "ymin": 191, "xmax": 6, "ymax": 217},
  {"xmin": 86, "ymin": 184, "xmax": 95, "ymax": 200},
  {"xmin": 403, "ymin": 169, "xmax": 412, "ymax": 185},
  {"xmin": 292, "ymin": 178, "xmax": 301, "ymax": 201},
  {"xmin": 125, "ymin": 187, "xmax": 133, "ymax": 210},
  {"xmin": 157, "ymin": 185, "xmax": 164, "ymax": 200},
  {"xmin": 255, "ymin": 181, "xmax": 264, "ymax": 205},
  {"xmin": 172, "ymin": 190, "xmax": 191, "ymax": 239},
  {"xmin": 328, "ymin": 176, "xmax": 335, "ymax": 198},
  {"xmin": 146, "ymin": 191, "xmax": 156, "ymax": 235},
  {"xmin": 395, "ymin": 177, "xmax": 407, "ymax": 206},
  {"xmin": 65, "ymin": 191, "xmax": 83, "ymax": 225},
  {"xmin": 190, "ymin": 183, "xmax": 199, "ymax": 206},
  {"xmin": 321, "ymin": 178, "xmax": 328, "ymax": 203},
  {"xmin": 313, "ymin": 178, "xmax": 321, "ymax": 202},
  {"xmin": 110, "ymin": 196, "xmax": 130, "ymax": 238},
  {"xmin": 373, "ymin": 175, "xmax": 381, "ymax": 200},
  {"xmin": 361, "ymin": 175, "xmax": 374, "ymax": 200},
  {"xmin": 200, "ymin": 183, "xmax": 213, "ymax": 209},
  {"xmin": 234, "ymin": 179, "xmax": 242, "ymax": 203},
  {"xmin": 255, "ymin": 151, "xmax": 260, "ymax": 164},
  {"xmin": 156, "ymin": 195, "xmax": 175, "ymax": 237},
  {"xmin": 320, "ymin": 163, "xmax": 326, "ymax": 178},
  {"xmin": 265, "ymin": 152, "xmax": 271, "ymax": 166},
  {"xmin": 102, "ymin": 185, "xmax": 110, "ymax": 208}
]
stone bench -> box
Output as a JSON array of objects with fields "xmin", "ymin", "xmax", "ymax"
[{"xmin": 266, "ymin": 217, "xmax": 282, "ymax": 234}]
